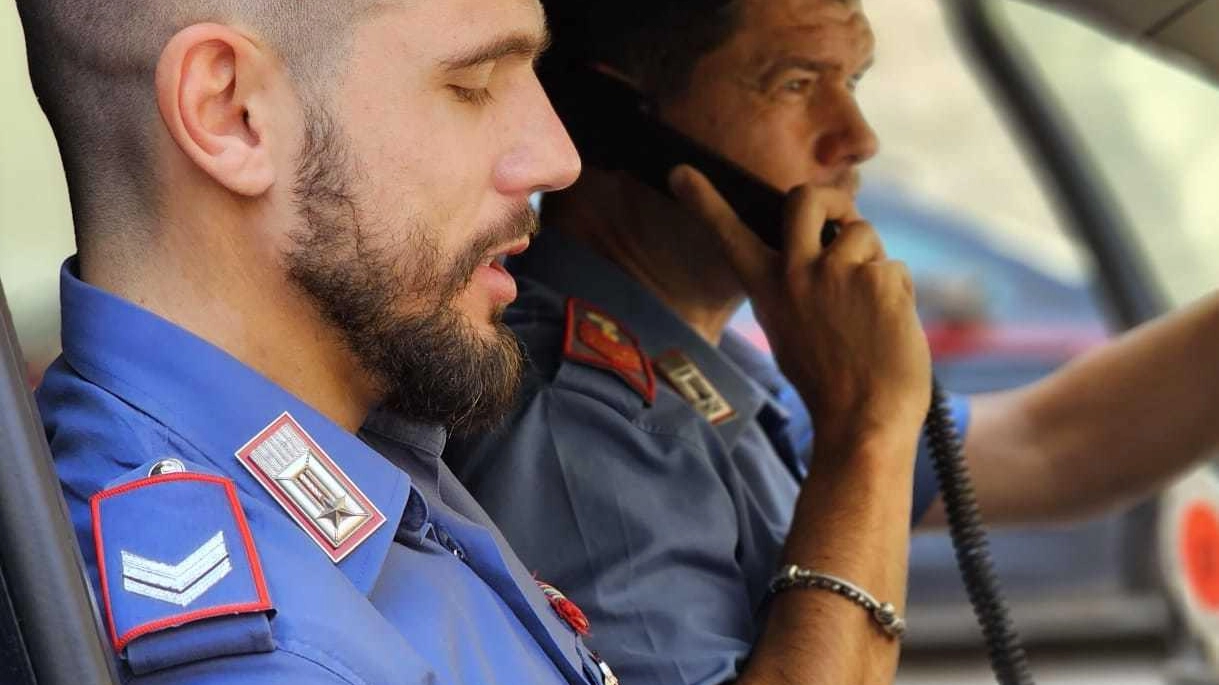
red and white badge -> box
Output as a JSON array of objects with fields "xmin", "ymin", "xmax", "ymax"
[
  {"xmin": 563, "ymin": 298, "xmax": 655, "ymax": 404},
  {"xmin": 236, "ymin": 412, "xmax": 385, "ymax": 563},
  {"xmin": 1160, "ymin": 467, "xmax": 1219, "ymax": 648}
]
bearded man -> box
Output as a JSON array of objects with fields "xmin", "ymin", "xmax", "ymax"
[{"xmin": 10, "ymin": 0, "xmax": 679, "ymax": 681}]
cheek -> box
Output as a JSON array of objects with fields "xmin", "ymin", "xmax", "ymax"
[
  {"xmin": 690, "ymin": 100, "xmax": 816, "ymax": 192},
  {"xmin": 349, "ymin": 106, "xmax": 487, "ymax": 254},
  {"xmin": 734, "ymin": 108, "xmax": 818, "ymax": 190}
]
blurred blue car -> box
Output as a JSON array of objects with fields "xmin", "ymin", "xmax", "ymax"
[{"xmin": 730, "ymin": 180, "xmax": 1109, "ymax": 390}]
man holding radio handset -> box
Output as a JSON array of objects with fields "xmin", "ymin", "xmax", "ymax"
[{"xmin": 367, "ymin": 0, "xmax": 1219, "ymax": 683}]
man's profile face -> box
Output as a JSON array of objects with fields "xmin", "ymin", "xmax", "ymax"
[
  {"xmin": 660, "ymin": 0, "xmax": 878, "ymax": 197},
  {"xmin": 283, "ymin": 0, "xmax": 580, "ymax": 432}
]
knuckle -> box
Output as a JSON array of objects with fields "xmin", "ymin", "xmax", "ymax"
[
  {"xmin": 782, "ymin": 261, "xmax": 811, "ymax": 291},
  {"xmin": 810, "ymin": 255, "xmax": 843, "ymax": 282},
  {"xmin": 858, "ymin": 260, "xmax": 886, "ymax": 282},
  {"xmin": 841, "ymin": 220, "xmax": 878, "ymax": 243}
]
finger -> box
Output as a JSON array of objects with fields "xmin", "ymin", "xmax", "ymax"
[
  {"xmin": 822, "ymin": 219, "xmax": 886, "ymax": 265},
  {"xmin": 669, "ymin": 164, "xmax": 773, "ymax": 285},
  {"xmin": 861, "ymin": 259, "xmax": 917, "ymax": 304},
  {"xmin": 781, "ymin": 185, "xmax": 863, "ymax": 270},
  {"xmin": 892, "ymin": 260, "xmax": 915, "ymax": 298}
]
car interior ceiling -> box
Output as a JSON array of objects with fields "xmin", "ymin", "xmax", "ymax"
[{"xmin": 1040, "ymin": 0, "xmax": 1219, "ymax": 83}]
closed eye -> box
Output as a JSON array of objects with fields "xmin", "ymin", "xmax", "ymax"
[{"xmin": 450, "ymin": 85, "xmax": 494, "ymax": 105}]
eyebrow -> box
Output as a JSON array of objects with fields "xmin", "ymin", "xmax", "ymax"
[
  {"xmin": 758, "ymin": 55, "xmax": 875, "ymax": 84},
  {"xmin": 440, "ymin": 29, "xmax": 552, "ymax": 71}
]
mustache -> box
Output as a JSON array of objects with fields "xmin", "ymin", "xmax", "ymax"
[{"xmin": 433, "ymin": 204, "xmax": 540, "ymax": 298}]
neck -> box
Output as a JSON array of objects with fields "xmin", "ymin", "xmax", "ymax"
[
  {"xmin": 544, "ymin": 171, "xmax": 745, "ymax": 345},
  {"xmin": 79, "ymin": 206, "xmax": 377, "ymax": 433}
]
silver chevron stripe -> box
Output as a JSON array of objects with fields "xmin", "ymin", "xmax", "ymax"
[{"xmin": 121, "ymin": 531, "xmax": 232, "ymax": 607}]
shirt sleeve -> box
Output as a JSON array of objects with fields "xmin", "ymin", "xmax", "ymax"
[
  {"xmin": 911, "ymin": 391, "xmax": 972, "ymax": 524},
  {"xmin": 774, "ymin": 380, "xmax": 972, "ymax": 526},
  {"xmin": 128, "ymin": 644, "xmax": 413, "ymax": 685},
  {"xmin": 450, "ymin": 384, "xmax": 758, "ymax": 685}
]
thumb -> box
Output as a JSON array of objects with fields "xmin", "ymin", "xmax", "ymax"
[{"xmin": 668, "ymin": 164, "xmax": 773, "ymax": 286}]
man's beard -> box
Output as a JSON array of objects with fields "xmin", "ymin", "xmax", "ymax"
[{"xmin": 284, "ymin": 106, "xmax": 534, "ymax": 436}]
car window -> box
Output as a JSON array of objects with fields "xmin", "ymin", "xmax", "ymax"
[
  {"xmin": 994, "ymin": 0, "xmax": 1219, "ymax": 310},
  {"xmin": 1, "ymin": 0, "xmax": 75, "ymax": 385},
  {"xmin": 729, "ymin": 0, "xmax": 1111, "ymax": 395}
]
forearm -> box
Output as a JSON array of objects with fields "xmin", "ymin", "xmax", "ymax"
[
  {"xmin": 737, "ymin": 430, "xmax": 919, "ymax": 685},
  {"xmin": 954, "ymin": 289, "xmax": 1219, "ymax": 525}
]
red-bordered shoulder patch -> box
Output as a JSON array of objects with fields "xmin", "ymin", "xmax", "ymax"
[
  {"xmin": 563, "ymin": 298, "xmax": 655, "ymax": 404},
  {"xmin": 90, "ymin": 473, "xmax": 272, "ymax": 653}
]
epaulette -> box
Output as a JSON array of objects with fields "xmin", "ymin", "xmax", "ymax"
[
  {"xmin": 90, "ymin": 463, "xmax": 274, "ymax": 674},
  {"xmin": 563, "ymin": 298, "xmax": 656, "ymax": 404},
  {"xmin": 653, "ymin": 349, "xmax": 737, "ymax": 425}
]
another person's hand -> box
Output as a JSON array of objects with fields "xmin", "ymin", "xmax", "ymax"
[{"xmin": 669, "ymin": 164, "xmax": 931, "ymax": 445}]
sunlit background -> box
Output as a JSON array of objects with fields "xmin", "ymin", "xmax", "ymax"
[{"xmin": 3, "ymin": 0, "xmax": 1219, "ymax": 681}]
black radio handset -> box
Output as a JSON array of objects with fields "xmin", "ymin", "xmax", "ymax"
[
  {"xmin": 544, "ymin": 64, "xmax": 840, "ymax": 251},
  {"xmin": 550, "ymin": 63, "xmax": 1034, "ymax": 685}
]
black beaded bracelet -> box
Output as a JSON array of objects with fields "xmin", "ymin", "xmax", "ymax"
[{"xmin": 768, "ymin": 564, "xmax": 906, "ymax": 639}]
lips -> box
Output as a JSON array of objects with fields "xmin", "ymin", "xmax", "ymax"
[
  {"xmin": 481, "ymin": 238, "xmax": 531, "ymax": 268},
  {"xmin": 473, "ymin": 238, "xmax": 530, "ymax": 305}
]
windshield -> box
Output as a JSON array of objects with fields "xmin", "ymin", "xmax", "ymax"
[{"xmin": 997, "ymin": 0, "xmax": 1219, "ymax": 309}]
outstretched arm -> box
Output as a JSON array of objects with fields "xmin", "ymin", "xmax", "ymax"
[{"xmin": 920, "ymin": 289, "xmax": 1219, "ymax": 528}]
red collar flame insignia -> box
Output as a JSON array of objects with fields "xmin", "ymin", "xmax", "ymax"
[
  {"xmin": 535, "ymin": 579, "xmax": 591, "ymax": 637},
  {"xmin": 563, "ymin": 298, "xmax": 656, "ymax": 404}
]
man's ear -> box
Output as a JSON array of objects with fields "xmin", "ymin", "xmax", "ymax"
[{"xmin": 155, "ymin": 24, "xmax": 277, "ymax": 196}]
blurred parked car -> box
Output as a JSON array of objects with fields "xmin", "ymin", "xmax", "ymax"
[{"xmin": 730, "ymin": 180, "xmax": 1110, "ymax": 393}]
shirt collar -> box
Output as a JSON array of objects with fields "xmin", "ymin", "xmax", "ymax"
[
  {"xmin": 718, "ymin": 328, "xmax": 794, "ymax": 419},
  {"xmin": 57, "ymin": 258, "xmax": 410, "ymax": 595},
  {"xmin": 509, "ymin": 230, "xmax": 772, "ymax": 447},
  {"xmin": 363, "ymin": 414, "xmax": 449, "ymax": 463},
  {"xmin": 360, "ymin": 412, "xmax": 449, "ymax": 503}
]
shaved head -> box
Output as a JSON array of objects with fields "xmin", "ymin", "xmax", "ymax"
[{"xmin": 15, "ymin": 0, "xmax": 373, "ymax": 250}]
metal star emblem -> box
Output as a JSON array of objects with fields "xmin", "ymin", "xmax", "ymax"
[{"xmin": 316, "ymin": 494, "xmax": 366, "ymax": 530}]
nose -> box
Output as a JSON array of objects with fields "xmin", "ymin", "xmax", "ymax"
[
  {"xmin": 813, "ymin": 90, "xmax": 879, "ymax": 170},
  {"xmin": 494, "ymin": 77, "xmax": 582, "ymax": 196}
]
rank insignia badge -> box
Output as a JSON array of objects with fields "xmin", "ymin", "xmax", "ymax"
[
  {"xmin": 654, "ymin": 349, "xmax": 736, "ymax": 425},
  {"xmin": 236, "ymin": 412, "xmax": 385, "ymax": 563},
  {"xmin": 90, "ymin": 472, "xmax": 272, "ymax": 652},
  {"xmin": 564, "ymin": 298, "xmax": 656, "ymax": 404},
  {"xmin": 121, "ymin": 530, "xmax": 231, "ymax": 607}
]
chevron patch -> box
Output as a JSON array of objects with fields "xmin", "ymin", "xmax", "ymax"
[
  {"xmin": 121, "ymin": 531, "xmax": 232, "ymax": 607},
  {"xmin": 92, "ymin": 472, "xmax": 272, "ymax": 652}
]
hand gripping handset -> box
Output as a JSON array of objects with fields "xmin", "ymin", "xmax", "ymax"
[{"xmin": 548, "ymin": 63, "xmax": 1035, "ymax": 685}]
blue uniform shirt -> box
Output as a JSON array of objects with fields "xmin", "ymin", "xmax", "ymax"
[
  {"xmin": 432, "ymin": 231, "xmax": 971, "ymax": 685},
  {"xmin": 37, "ymin": 259, "xmax": 609, "ymax": 685}
]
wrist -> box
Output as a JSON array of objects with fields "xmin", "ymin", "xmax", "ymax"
[
  {"xmin": 812, "ymin": 423, "xmax": 922, "ymax": 473},
  {"xmin": 797, "ymin": 386, "xmax": 927, "ymax": 445}
]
